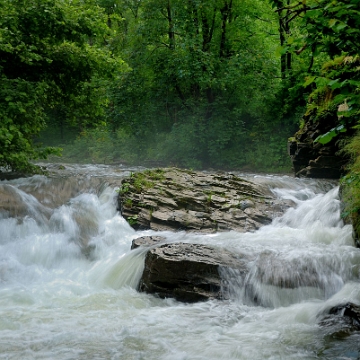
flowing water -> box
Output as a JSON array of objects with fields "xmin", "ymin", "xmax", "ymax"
[{"xmin": 0, "ymin": 164, "xmax": 359, "ymax": 359}]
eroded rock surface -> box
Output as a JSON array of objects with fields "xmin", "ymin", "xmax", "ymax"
[
  {"xmin": 0, "ymin": 184, "xmax": 51, "ymax": 221},
  {"xmin": 132, "ymin": 236, "xmax": 332, "ymax": 303},
  {"xmin": 118, "ymin": 168, "xmax": 289, "ymax": 233},
  {"xmin": 318, "ymin": 303, "xmax": 360, "ymax": 336},
  {"xmin": 288, "ymin": 107, "xmax": 350, "ymax": 178},
  {"xmin": 138, "ymin": 242, "xmax": 249, "ymax": 302},
  {"xmin": 131, "ymin": 235, "xmax": 166, "ymax": 250}
]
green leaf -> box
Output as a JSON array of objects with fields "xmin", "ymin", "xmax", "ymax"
[
  {"xmin": 314, "ymin": 125, "xmax": 347, "ymax": 145},
  {"xmin": 328, "ymin": 78, "xmax": 341, "ymax": 89},
  {"xmin": 329, "ymin": 19, "xmax": 337, "ymax": 27},
  {"xmin": 303, "ymin": 76, "xmax": 316, "ymax": 87},
  {"xmin": 336, "ymin": 23, "xmax": 347, "ymax": 31}
]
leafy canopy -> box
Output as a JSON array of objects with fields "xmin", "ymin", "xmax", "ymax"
[
  {"xmin": 0, "ymin": 0, "xmax": 125, "ymax": 172},
  {"xmin": 272, "ymin": 0, "xmax": 360, "ymax": 144}
]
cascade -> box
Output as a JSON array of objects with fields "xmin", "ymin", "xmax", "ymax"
[{"xmin": 0, "ymin": 164, "xmax": 359, "ymax": 359}]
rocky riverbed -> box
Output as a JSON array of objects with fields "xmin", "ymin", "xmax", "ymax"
[{"xmin": 118, "ymin": 168, "xmax": 297, "ymax": 302}]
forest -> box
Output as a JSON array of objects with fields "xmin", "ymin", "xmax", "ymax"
[{"xmin": 0, "ymin": 0, "xmax": 359, "ymax": 176}]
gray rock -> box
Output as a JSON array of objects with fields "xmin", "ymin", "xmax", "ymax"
[
  {"xmin": 118, "ymin": 168, "xmax": 288, "ymax": 233},
  {"xmin": 318, "ymin": 303, "xmax": 360, "ymax": 336},
  {"xmin": 287, "ymin": 108, "xmax": 350, "ymax": 179},
  {"xmin": 0, "ymin": 184, "xmax": 51, "ymax": 221},
  {"xmin": 138, "ymin": 242, "xmax": 249, "ymax": 302},
  {"xmin": 131, "ymin": 236, "xmax": 166, "ymax": 250}
]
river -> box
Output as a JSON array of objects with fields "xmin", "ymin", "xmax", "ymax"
[{"xmin": 0, "ymin": 163, "xmax": 359, "ymax": 359}]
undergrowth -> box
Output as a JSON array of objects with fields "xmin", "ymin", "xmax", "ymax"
[{"xmin": 340, "ymin": 131, "xmax": 360, "ymax": 239}]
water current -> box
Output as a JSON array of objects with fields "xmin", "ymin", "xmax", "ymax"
[{"xmin": 0, "ymin": 163, "xmax": 359, "ymax": 359}]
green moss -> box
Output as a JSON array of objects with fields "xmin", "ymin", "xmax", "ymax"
[
  {"xmin": 118, "ymin": 182, "xmax": 130, "ymax": 195},
  {"xmin": 124, "ymin": 198, "xmax": 133, "ymax": 208},
  {"xmin": 340, "ymin": 131, "xmax": 360, "ymax": 242},
  {"xmin": 127, "ymin": 215, "xmax": 138, "ymax": 226},
  {"xmin": 129, "ymin": 169, "xmax": 166, "ymax": 193},
  {"xmin": 205, "ymin": 191, "xmax": 213, "ymax": 204},
  {"xmin": 144, "ymin": 168, "xmax": 166, "ymax": 180}
]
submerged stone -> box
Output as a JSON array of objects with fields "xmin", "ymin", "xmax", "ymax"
[{"xmin": 318, "ymin": 302, "xmax": 360, "ymax": 336}]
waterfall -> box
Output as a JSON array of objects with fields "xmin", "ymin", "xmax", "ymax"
[{"xmin": 0, "ymin": 164, "xmax": 359, "ymax": 359}]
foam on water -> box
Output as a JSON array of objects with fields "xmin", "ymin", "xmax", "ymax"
[{"xmin": 0, "ymin": 166, "xmax": 359, "ymax": 359}]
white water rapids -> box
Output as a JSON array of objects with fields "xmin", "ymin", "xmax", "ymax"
[{"xmin": 0, "ymin": 164, "xmax": 360, "ymax": 359}]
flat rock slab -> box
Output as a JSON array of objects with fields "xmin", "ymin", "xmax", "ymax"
[
  {"xmin": 118, "ymin": 168, "xmax": 288, "ymax": 233},
  {"xmin": 131, "ymin": 235, "xmax": 166, "ymax": 250},
  {"xmin": 138, "ymin": 242, "xmax": 249, "ymax": 302}
]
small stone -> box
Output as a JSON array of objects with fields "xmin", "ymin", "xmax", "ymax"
[{"xmin": 239, "ymin": 199, "xmax": 254, "ymax": 210}]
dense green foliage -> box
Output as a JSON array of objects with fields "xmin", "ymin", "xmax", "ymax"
[
  {"xmin": 341, "ymin": 133, "xmax": 360, "ymax": 239},
  {"xmin": 0, "ymin": 0, "xmax": 124, "ymax": 172},
  {"xmin": 2, "ymin": 0, "xmax": 360, "ymax": 175},
  {"xmin": 38, "ymin": 0, "xmax": 296, "ymax": 172},
  {"xmin": 269, "ymin": 0, "xmax": 360, "ymax": 229},
  {"xmin": 271, "ymin": 0, "xmax": 359, "ymax": 134}
]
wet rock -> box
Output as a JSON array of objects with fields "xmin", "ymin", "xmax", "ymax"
[
  {"xmin": 0, "ymin": 184, "xmax": 51, "ymax": 221},
  {"xmin": 0, "ymin": 184, "xmax": 29, "ymax": 218},
  {"xmin": 131, "ymin": 236, "xmax": 166, "ymax": 250},
  {"xmin": 251, "ymin": 252, "xmax": 325, "ymax": 289},
  {"xmin": 0, "ymin": 172, "xmax": 29, "ymax": 181},
  {"xmin": 318, "ymin": 303, "xmax": 360, "ymax": 336},
  {"xmin": 118, "ymin": 168, "xmax": 289, "ymax": 233},
  {"xmin": 288, "ymin": 108, "xmax": 350, "ymax": 178},
  {"xmin": 138, "ymin": 242, "xmax": 249, "ymax": 302}
]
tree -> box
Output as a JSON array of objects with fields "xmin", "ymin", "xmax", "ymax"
[
  {"xmin": 108, "ymin": 0, "xmax": 284, "ymax": 169},
  {"xmin": 271, "ymin": 0, "xmax": 360, "ymax": 142},
  {"xmin": 0, "ymin": 0, "xmax": 125, "ymax": 172}
]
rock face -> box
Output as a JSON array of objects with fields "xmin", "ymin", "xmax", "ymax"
[
  {"xmin": 138, "ymin": 242, "xmax": 249, "ymax": 302},
  {"xmin": 288, "ymin": 108, "xmax": 350, "ymax": 178},
  {"xmin": 118, "ymin": 168, "xmax": 289, "ymax": 233}
]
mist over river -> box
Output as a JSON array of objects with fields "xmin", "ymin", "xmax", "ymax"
[{"xmin": 0, "ymin": 163, "xmax": 360, "ymax": 359}]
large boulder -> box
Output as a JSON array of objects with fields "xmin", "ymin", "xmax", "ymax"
[
  {"xmin": 138, "ymin": 242, "xmax": 249, "ymax": 302},
  {"xmin": 118, "ymin": 168, "xmax": 289, "ymax": 233},
  {"xmin": 133, "ymin": 236, "xmax": 331, "ymax": 303}
]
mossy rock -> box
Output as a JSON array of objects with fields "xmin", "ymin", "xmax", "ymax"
[{"xmin": 118, "ymin": 167, "xmax": 290, "ymax": 233}]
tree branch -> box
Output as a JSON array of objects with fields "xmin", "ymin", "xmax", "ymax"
[
  {"xmin": 295, "ymin": 43, "xmax": 307, "ymax": 55},
  {"xmin": 275, "ymin": 1, "xmax": 302, "ymax": 13}
]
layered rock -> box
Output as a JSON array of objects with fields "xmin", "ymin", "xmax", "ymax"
[
  {"xmin": 138, "ymin": 242, "xmax": 249, "ymax": 302},
  {"xmin": 133, "ymin": 236, "xmax": 331, "ymax": 303},
  {"xmin": 288, "ymin": 107, "xmax": 350, "ymax": 178},
  {"xmin": 131, "ymin": 235, "xmax": 166, "ymax": 250},
  {"xmin": 118, "ymin": 168, "xmax": 289, "ymax": 233}
]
